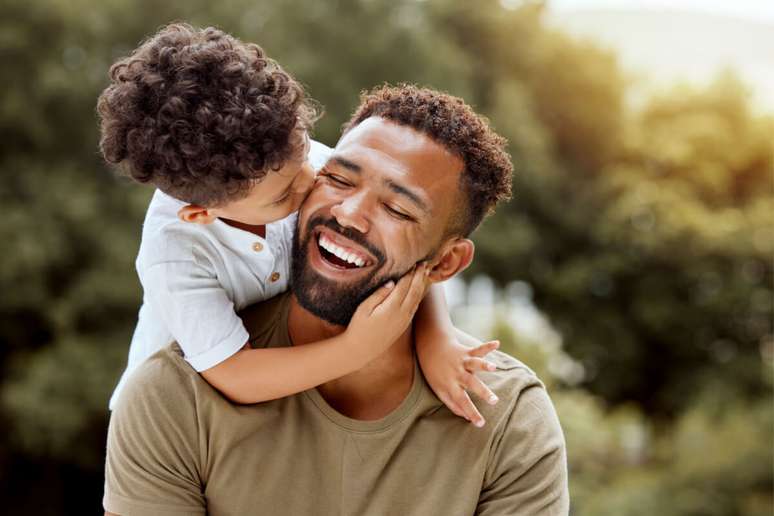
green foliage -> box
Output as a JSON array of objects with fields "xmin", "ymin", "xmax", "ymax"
[
  {"xmin": 491, "ymin": 318, "xmax": 773, "ymax": 516},
  {"xmin": 0, "ymin": 0, "xmax": 770, "ymax": 513},
  {"xmin": 466, "ymin": 31, "xmax": 773, "ymax": 414}
]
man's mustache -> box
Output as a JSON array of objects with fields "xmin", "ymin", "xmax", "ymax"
[{"xmin": 305, "ymin": 215, "xmax": 386, "ymax": 266}]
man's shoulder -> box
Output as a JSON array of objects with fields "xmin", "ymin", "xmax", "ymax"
[
  {"xmin": 472, "ymin": 349, "xmax": 569, "ymax": 514},
  {"xmin": 113, "ymin": 344, "xmax": 200, "ymax": 412},
  {"xmin": 479, "ymin": 349, "xmax": 552, "ymax": 429},
  {"xmin": 114, "ymin": 294, "xmax": 291, "ymax": 415},
  {"xmin": 456, "ymin": 329, "xmax": 543, "ymax": 394},
  {"xmin": 454, "ymin": 330, "xmax": 561, "ymax": 440},
  {"xmin": 490, "ymin": 349, "xmax": 541, "ymax": 389}
]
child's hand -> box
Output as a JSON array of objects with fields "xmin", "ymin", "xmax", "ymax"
[
  {"xmin": 345, "ymin": 263, "xmax": 429, "ymax": 360},
  {"xmin": 419, "ymin": 337, "xmax": 501, "ymax": 428}
]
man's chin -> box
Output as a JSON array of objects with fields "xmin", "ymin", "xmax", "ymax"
[
  {"xmin": 291, "ymin": 215, "xmax": 405, "ymax": 326},
  {"xmin": 292, "ymin": 270, "xmax": 384, "ymax": 327}
]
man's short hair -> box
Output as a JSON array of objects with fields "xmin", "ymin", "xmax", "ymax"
[
  {"xmin": 343, "ymin": 84, "xmax": 513, "ymax": 236},
  {"xmin": 97, "ymin": 23, "xmax": 319, "ymax": 207}
]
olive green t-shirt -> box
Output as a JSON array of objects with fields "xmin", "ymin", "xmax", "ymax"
[{"xmin": 104, "ymin": 294, "xmax": 568, "ymax": 515}]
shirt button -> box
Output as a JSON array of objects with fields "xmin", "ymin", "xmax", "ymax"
[
  {"xmin": 252, "ymin": 242, "xmax": 264, "ymax": 252},
  {"xmin": 270, "ymin": 272, "xmax": 281, "ymax": 283}
]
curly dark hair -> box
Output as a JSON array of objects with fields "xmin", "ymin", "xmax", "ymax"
[
  {"xmin": 97, "ymin": 23, "xmax": 319, "ymax": 206},
  {"xmin": 343, "ymin": 84, "xmax": 512, "ymax": 237}
]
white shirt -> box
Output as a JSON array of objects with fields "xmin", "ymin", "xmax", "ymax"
[{"xmin": 109, "ymin": 140, "xmax": 332, "ymax": 409}]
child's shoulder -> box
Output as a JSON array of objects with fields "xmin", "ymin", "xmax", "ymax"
[{"xmin": 137, "ymin": 190, "xmax": 219, "ymax": 268}]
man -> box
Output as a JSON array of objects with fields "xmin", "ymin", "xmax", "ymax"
[{"xmin": 104, "ymin": 85, "xmax": 569, "ymax": 515}]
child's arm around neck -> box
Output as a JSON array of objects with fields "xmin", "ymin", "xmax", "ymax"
[{"xmin": 200, "ymin": 265, "xmax": 429, "ymax": 404}]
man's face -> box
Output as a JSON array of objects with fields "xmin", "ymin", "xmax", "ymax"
[{"xmin": 292, "ymin": 117, "xmax": 464, "ymax": 326}]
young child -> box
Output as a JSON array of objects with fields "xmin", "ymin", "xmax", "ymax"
[{"xmin": 98, "ymin": 24, "xmax": 499, "ymax": 426}]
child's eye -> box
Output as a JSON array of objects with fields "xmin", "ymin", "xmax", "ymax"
[{"xmin": 272, "ymin": 192, "xmax": 291, "ymax": 206}]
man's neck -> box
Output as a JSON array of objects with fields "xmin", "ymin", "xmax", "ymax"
[{"xmin": 287, "ymin": 295, "xmax": 415, "ymax": 420}]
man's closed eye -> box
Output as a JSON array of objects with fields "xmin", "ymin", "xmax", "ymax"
[
  {"xmin": 321, "ymin": 171, "xmax": 352, "ymax": 188},
  {"xmin": 384, "ymin": 204, "xmax": 415, "ymax": 222}
]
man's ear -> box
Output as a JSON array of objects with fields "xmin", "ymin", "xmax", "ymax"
[
  {"xmin": 428, "ymin": 238, "xmax": 475, "ymax": 282},
  {"xmin": 177, "ymin": 205, "xmax": 217, "ymax": 225}
]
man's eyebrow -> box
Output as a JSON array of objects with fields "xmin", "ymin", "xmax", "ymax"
[
  {"xmin": 385, "ymin": 179, "xmax": 430, "ymax": 214},
  {"xmin": 331, "ymin": 156, "xmax": 362, "ymax": 173}
]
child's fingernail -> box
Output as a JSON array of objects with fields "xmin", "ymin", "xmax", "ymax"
[
  {"xmin": 487, "ymin": 363, "xmax": 496, "ymax": 371},
  {"xmin": 475, "ymin": 419, "xmax": 485, "ymax": 428},
  {"xmin": 488, "ymin": 395, "xmax": 499, "ymax": 404},
  {"xmin": 384, "ymin": 281, "xmax": 395, "ymax": 289}
]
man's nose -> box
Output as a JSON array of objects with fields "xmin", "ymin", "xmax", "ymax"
[{"xmin": 330, "ymin": 192, "xmax": 370, "ymax": 234}]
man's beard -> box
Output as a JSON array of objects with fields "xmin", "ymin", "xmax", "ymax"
[{"xmin": 291, "ymin": 215, "xmax": 406, "ymax": 326}]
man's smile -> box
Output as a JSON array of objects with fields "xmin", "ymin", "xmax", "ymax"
[
  {"xmin": 317, "ymin": 227, "xmax": 374, "ymax": 268},
  {"xmin": 309, "ymin": 226, "xmax": 381, "ymax": 278}
]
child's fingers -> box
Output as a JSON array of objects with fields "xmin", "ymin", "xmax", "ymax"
[
  {"xmin": 357, "ymin": 280, "xmax": 396, "ymax": 315},
  {"xmin": 468, "ymin": 340, "xmax": 500, "ymax": 358},
  {"xmin": 465, "ymin": 373, "xmax": 499, "ymax": 406},
  {"xmin": 399, "ymin": 263, "xmax": 427, "ymax": 312},
  {"xmin": 463, "ymin": 356, "xmax": 497, "ymax": 373},
  {"xmin": 393, "ymin": 265, "xmax": 418, "ymax": 301},
  {"xmin": 438, "ymin": 392, "xmax": 468, "ymax": 421},
  {"xmin": 375, "ymin": 267, "xmax": 416, "ymax": 313},
  {"xmin": 454, "ymin": 390, "xmax": 485, "ymax": 427}
]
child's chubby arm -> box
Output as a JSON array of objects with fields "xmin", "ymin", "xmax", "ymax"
[
  {"xmin": 414, "ymin": 284, "xmax": 501, "ymax": 428},
  {"xmin": 200, "ymin": 264, "xmax": 430, "ymax": 404}
]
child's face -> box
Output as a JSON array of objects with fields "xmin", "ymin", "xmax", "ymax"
[{"xmin": 213, "ymin": 135, "xmax": 315, "ymax": 225}]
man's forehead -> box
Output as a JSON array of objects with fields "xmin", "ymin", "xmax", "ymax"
[{"xmin": 334, "ymin": 117, "xmax": 463, "ymax": 179}]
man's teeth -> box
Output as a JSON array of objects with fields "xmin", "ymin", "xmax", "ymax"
[{"xmin": 319, "ymin": 234, "xmax": 367, "ymax": 267}]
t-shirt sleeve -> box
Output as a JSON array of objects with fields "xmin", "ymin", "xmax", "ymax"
[
  {"xmin": 476, "ymin": 385, "xmax": 569, "ymax": 516},
  {"xmin": 103, "ymin": 357, "xmax": 206, "ymax": 516},
  {"xmin": 142, "ymin": 260, "xmax": 249, "ymax": 371}
]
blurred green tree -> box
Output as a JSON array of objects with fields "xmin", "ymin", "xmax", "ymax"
[
  {"xmin": 490, "ymin": 315, "xmax": 773, "ymax": 516},
  {"xmin": 449, "ymin": 3, "xmax": 773, "ymax": 418}
]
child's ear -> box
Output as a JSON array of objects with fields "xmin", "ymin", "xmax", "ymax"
[
  {"xmin": 428, "ymin": 238, "xmax": 475, "ymax": 283},
  {"xmin": 178, "ymin": 205, "xmax": 217, "ymax": 224}
]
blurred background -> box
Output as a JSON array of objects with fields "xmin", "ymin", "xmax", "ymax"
[{"xmin": 1, "ymin": 0, "xmax": 772, "ymax": 514}]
